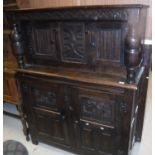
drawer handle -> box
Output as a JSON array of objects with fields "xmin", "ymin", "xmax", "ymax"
[
  {"xmin": 85, "ymin": 122, "xmax": 90, "ymax": 126},
  {"xmin": 100, "ymin": 127, "xmax": 104, "ymax": 130}
]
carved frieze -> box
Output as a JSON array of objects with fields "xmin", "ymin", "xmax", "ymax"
[{"xmin": 14, "ymin": 8, "xmax": 128, "ymax": 21}]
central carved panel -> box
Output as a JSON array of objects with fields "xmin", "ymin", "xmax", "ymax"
[
  {"xmin": 61, "ymin": 22, "xmax": 86, "ymax": 63},
  {"xmin": 80, "ymin": 96, "xmax": 114, "ymax": 124},
  {"xmin": 32, "ymin": 88, "xmax": 57, "ymax": 110}
]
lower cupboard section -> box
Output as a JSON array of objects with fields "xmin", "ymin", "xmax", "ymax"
[
  {"xmin": 29, "ymin": 109, "xmax": 118, "ymax": 155},
  {"xmin": 18, "ymin": 74, "xmax": 136, "ymax": 155}
]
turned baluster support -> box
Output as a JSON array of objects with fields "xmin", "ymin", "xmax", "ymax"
[
  {"xmin": 11, "ymin": 23, "xmax": 25, "ymax": 68},
  {"xmin": 125, "ymin": 25, "xmax": 142, "ymax": 83},
  {"xmin": 17, "ymin": 105, "xmax": 30, "ymax": 141}
]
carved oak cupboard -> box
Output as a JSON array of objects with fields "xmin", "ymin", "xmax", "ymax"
[{"xmin": 9, "ymin": 5, "xmax": 150, "ymax": 155}]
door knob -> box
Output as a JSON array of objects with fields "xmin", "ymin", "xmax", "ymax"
[
  {"xmin": 100, "ymin": 127, "xmax": 104, "ymax": 130},
  {"xmin": 74, "ymin": 120, "xmax": 79, "ymax": 124},
  {"xmin": 85, "ymin": 122, "xmax": 90, "ymax": 126}
]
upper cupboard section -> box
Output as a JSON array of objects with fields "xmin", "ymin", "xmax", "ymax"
[{"xmin": 24, "ymin": 21, "xmax": 125, "ymax": 67}]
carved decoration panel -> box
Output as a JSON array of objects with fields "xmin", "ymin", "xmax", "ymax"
[
  {"xmin": 14, "ymin": 8, "xmax": 128, "ymax": 21},
  {"xmin": 61, "ymin": 22, "xmax": 86, "ymax": 63},
  {"xmin": 32, "ymin": 88, "xmax": 57, "ymax": 111},
  {"xmin": 79, "ymin": 95, "xmax": 115, "ymax": 125}
]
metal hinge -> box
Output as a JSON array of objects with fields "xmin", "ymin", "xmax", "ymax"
[{"xmin": 120, "ymin": 102, "xmax": 128, "ymax": 113}]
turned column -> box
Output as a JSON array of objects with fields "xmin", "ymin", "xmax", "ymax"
[
  {"xmin": 11, "ymin": 23, "xmax": 25, "ymax": 68},
  {"xmin": 11, "ymin": 23, "xmax": 29, "ymax": 141},
  {"xmin": 17, "ymin": 105, "xmax": 30, "ymax": 141},
  {"xmin": 124, "ymin": 25, "xmax": 142, "ymax": 83}
]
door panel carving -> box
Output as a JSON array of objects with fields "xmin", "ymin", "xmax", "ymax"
[
  {"xmin": 32, "ymin": 88, "xmax": 57, "ymax": 111},
  {"xmin": 80, "ymin": 95, "xmax": 114, "ymax": 125}
]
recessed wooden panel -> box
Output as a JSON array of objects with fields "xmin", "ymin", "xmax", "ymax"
[
  {"xmin": 61, "ymin": 22, "xmax": 86, "ymax": 63},
  {"xmin": 28, "ymin": 22, "xmax": 59, "ymax": 60},
  {"xmin": 80, "ymin": 127, "xmax": 95, "ymax": 151},
  {"xmin": 31, "ymin": 88, "xmax": 57, "ymax": 110},
  {"xmin": 76, "ymin": 88, "xmax": 116, "ymax": 126},
  {"xmin": 80, "ymin": 95, "xmax": 115, "ymax": 125},
  {"xmin": 98, "ymin": 29, "xmax": 122, "ymax": 62},
  {"xmin": 78, "ymin": 121, "xmax": 114, "ymax": 155},
  {"xmin": 97, "ymin": 130, "xmax": 114, "ymax": 154},
  {"xmin": 35, "ymin": 113, "xmax": 64, "ymax": 140},
  {"xmin": 22, "ymin": 77, "xmax": 63, "ymax": 112}
]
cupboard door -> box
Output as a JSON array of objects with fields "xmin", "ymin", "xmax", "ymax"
[
  {"xmin": 71, "ymin": 87, "xmax": 123, "ymax": 155},
  {"xmin": 20, "ymin": 77, "xmax": 72, "ymax": 148},
  {"xmin": 25, "ymin": 21, "xmax": 60, "ymax": 63}
]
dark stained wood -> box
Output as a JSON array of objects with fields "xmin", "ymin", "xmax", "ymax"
[
  {"xmin": 9, "ymin": 5, "xmax": 150, "ymax": 155},
  {"xmin": 16, "ymin": 66, "xmax": 138, "ymax": 90},
  {"xmin": 3, "ymin": 1, "xmax": 30, "ymax": 143},
  {"xmin": 16, "ymin": 0, "xmax": 152, "ymax": 40},
  {"xmin": 9, "ymin": 5, "xmax": 148, "ymax": 83}
]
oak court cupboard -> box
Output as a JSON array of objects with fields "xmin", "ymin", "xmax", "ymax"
[{"xmin": 8, "ymin": 4, "xmax": 150, "ymax": 155}]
